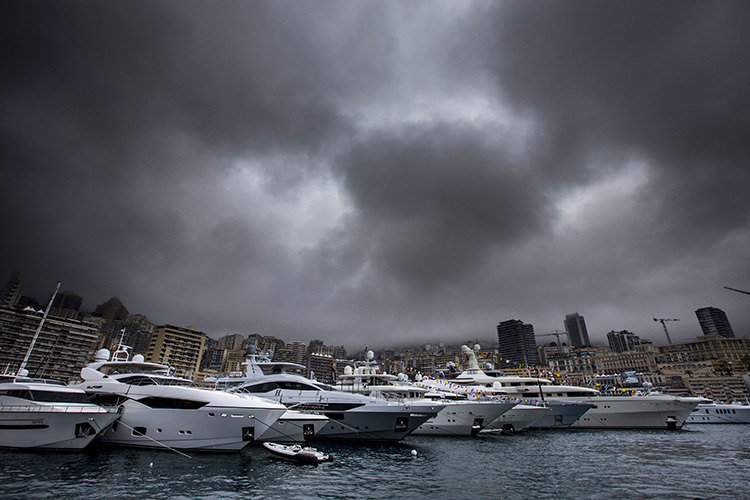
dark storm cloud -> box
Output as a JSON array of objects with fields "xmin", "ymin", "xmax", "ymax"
[
  {"xmin": 487, "ymin": 1, "xmax": 750, "ymax": 237},
  {"xmin": 334, "ymin": 125, "xmax": 548, "ymax": 290},
  {"xmin": 1, "ymin": 1, "xmax": 748, "ymax": 348},
  {"xmin": 475, "ymin": 1, "xmax": 750, "ymax": 339}
]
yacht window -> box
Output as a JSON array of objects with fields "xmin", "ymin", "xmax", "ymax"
[
  {"xmin": 119, "ymin": 376, "xmax": 157, "ymax": 386},
  {"xmin": 27, "ymin": 391, "xmax": 92, "ymax": 404},
  {"xmin": 277, "ymin": 381, "xmax": 318, "ymax": 391},
  {"xmin": 137, "ymin": 397, "xmax": 207, "ymax": 409},
  {"xmin": 0, "ymin": 389, "xmax": 31, "ymax": 400},
  {"xmin": 154, "ymin": 378, "xmax": 198, "ymax": 388},
  {"xmin": 238, "ymin": 382, "xmax": 278, "ymax": 393}
]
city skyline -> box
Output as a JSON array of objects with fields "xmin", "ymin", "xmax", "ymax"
[{"xmin": 2, "ymin": 2, "xmax": 749, "ymax": 350}]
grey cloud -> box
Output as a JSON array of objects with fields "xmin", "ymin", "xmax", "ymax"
[
  {"xmin": 1, "ymin": 1, "xmax": 748, "ymax": 348},
  {"xmin": 334, "ymin": 125, "xmax": 549, "ymax": 290}
]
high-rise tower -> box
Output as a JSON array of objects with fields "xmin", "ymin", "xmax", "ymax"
[
  {"xmin": 564, "ymin": 312, "xmax": 590, "ymax": 348},
  {"xmin": 497, "ymin": 319, "xmax": 539, "ymax": 367},
  {"xmin": 695, "ymin": 307, "xmax": 735, "ymax": 338},
  {"xmin": 0, "ymin": 271, "xmax": 24, "ymax": 308}
]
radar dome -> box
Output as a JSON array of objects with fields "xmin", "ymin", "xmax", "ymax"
[
  {"xmin": 132, "ymin": 354, "xmax": 145, "ymax": 363},
  {"xmin": 344, "ymin": 365, "xmax": 353, "ymax": 375},
  {"xmin": 492, "ymin": 381, "xmax": 502, "ymax": 389},
  {"xmin": 94, "ymin": 349, "xmax": 110, "ymax": 362},
  {"xmin": 474, "ymin": 344, "xmax": 481, "ymax": 352},
  {"xmin": 366, "ymin": 350, "xmax": 375, "ymax": 360},
  {"xmin": 415, "ymin": 374, "xmax": 423, "ymax": 381},
  {"xmin": 247, "ymin": 345, "xmax": 258, "ymax": 355}
]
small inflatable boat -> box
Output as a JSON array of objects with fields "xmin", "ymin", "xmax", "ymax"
[{"xmin": 263, "ymin": 442, "xmax": 332, "ymax": 464}]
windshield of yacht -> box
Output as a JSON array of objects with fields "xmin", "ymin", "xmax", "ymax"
[
  {"xmin": 117, "ymin": 375, "xmax": 197, "ymax": 387},
  {"xmin": 235, "ymin": 380, "xmax": 322, "ymax": 393},
  {"xmin": 99, "ymin": 364, "xmax": 169, "ymax": 376},
  {"xmin": 0, "ymin": 389, "xmax": 93, "ymax": 404}
]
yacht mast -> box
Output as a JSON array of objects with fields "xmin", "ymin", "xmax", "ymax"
[{"xmin": 18, "ymin": 280, "xmax": 61, "ymax": 375}]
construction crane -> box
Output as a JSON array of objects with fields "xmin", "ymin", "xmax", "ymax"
[
  {"xmin": 653, "ymin": 318, "xmax": 679, "ymax": 344},
  {"xmin": 537, "ymin": 330, "xmax": 566, "ymax": 347},
  {"xmin": 724, "ymin": 286, "xmax": 750, "ymax": 296}
]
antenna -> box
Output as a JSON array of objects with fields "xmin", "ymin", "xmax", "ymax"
[{"xmin": 19, "ymin": 281, "xmax": 61, "ymax": 374}]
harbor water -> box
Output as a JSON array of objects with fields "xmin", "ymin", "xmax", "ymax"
[{"xmin": 1, "ymin": 425, "xmax": 748, "ymax": 500}]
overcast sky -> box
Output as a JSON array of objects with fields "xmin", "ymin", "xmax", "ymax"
[{"xmin": 2, "ymin": 1, "xmax": 749, "ymax": 351}]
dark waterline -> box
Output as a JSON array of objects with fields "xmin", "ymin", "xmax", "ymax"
[{"xmin": 1, "ymin": 425, "xmax": 749, "ymax": 500}]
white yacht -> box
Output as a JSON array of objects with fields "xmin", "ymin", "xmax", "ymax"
[
  {"xmin": 0, "ymin": 375, "xmax": 119, "ymax": 450},
  {"xmin": 211, "ymin": 352, "xmax": 444, "ymax": 442},
  {"xmin": 74, "ymin": 347, "xmax": 293, "ymax": 451},
  {"xmin": 686, "ymin": 400, "xmax": 750, "ymax": 424},
  {"xmin": 334, "ymin": 352, "xmax": 517, "ymax": 437},
  {"xmin": 481, "ymin": 404, "xmax": 552, "ymax": 433},
  {"xmin": 432, "ymin": 345, "xmax": 701, "ymax": 430}
]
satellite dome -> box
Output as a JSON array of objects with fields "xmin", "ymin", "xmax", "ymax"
[
  {"xmin": 366, "ymin": 350, "xmax": 375, "ymax": 360},
  {"xmin": 474, "ymin": 344, "xmax": 481, "ymax": 352},
  {"xmin": 247, "ymin": 345, "xmax": 258, "ymax": 355},
  {"xmin": 492, "ymin": 381, "xmax": 502, "ymax": 389},
  {"xmin": 344, "ymin": 366, "xmax": 353, "ymax": 375},
  {"xmin": 94, "ymin": 349, "xmax": 110, "ymax": 362},
  {"xmin": 132, "ymin": 354, "xmax": 145, "ymax": 363}
]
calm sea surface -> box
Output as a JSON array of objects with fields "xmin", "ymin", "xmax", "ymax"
[{"xmin": 1, "ymin": 424, "xmax": 749, "ymax": 500}]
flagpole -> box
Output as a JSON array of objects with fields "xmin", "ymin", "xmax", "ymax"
[{"xmin": 18, "ymin": 281, "xmax": 61, "ymax": 375}]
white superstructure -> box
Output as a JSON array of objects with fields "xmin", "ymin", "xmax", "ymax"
[
  {"xmin": 75, "ymin": 347, "xmax": 289, "ymax": 451},
  {"xmin": 211, "ymin": 351, "xmax": 444, "ymax": 441},
  {"xmin": 0, "ymin": 376, "xmax": 119, "ymax": 450},
  {"xmin": 335, "ymin": 352, "xmax": 516, "ymax": 436},
  {"xmin": 686, "ymin": 401, "xmax": 750, "ymax": 424},
  {"xmin": 430, "ymin": 345, "xmax": 701, "ymax": 430}
]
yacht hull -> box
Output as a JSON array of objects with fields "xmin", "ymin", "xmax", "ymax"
[
  {"xmin": 0, "ymin": 407, "xmax": 118, "ymax": 450},
  {"xmin": 483, "ymin": 405, "xmax": 551, "ymax": 433},
  {"xmin": 568, "ymin": 396, "xmax": 700, "ymax": 429},
  {"xmin": 314, "ymin": 403, "xmax": 440, "ymax": 441},
  {"xmin": 255, "ymin": 411, "xmax": 329, "ymax": 442},
  {"xmin": 529, "ymin": 400, "xmax": 594, "ymax": 429},
  {"xmin": 411, "ymin": 401, "xmax": 517, "ymax": 436},
  {"xmin": 686, "ymin": 403, "xmax": 750, "ymax": 424},
  {"xmin": 97, "ymin": 403, "xmax": 286, "ymax": 451}
]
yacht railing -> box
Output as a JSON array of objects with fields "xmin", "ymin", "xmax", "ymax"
[{"xmin": 0, "ymin": 404, "xmax": 118, "ymax": 414}]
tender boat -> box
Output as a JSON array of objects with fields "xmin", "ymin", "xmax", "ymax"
[
  {"xmin": 262, "ymin": 442, "xmax": 332, "ymax": 464},
  {"xmin": 0, "ymin": 376, "xmax": 119, "ymax": 450},
  {"xmin": 73, "ymin": 346, "xmax": 290, "ymax": 451}
]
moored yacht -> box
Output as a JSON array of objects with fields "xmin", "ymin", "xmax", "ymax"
[
  {"xmin": 74, "ymin": 347, "xmax": 290, "ymax": 451},
  {"xmin": 211, "ymin": 351, "xmax": 444, "ymax": 442},
  {"xmin": 334, "ymin": 352, "xmax": 517, "ymax": 436},
  {"xmin": 686, "ymin": 400, "xmax": 750, "ymax": 424},
  {"xmin": 481, "ymin": 404, "xmax": 552, "ymax": 433},
  {"xmin": 433, "ymin": 345, "xmax": 701, "ymax": 430},
  {"xmin": 0, "ymin": 375, "xmax": 119, "ymax": 450}
]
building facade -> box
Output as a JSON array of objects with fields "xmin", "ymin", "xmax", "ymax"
[
  {"xmin": 0, "ymin": 272, "xmax": 24, "ymax": 308},
  {"xmin": 564, "ymin": 312, "xmax": 590, "ymax": 348},
  {"xmin": 606, "ymin": 330, "xmax": 641, "ymax": 353},
  {"xmin": 695, "ymin": 307, "xmax": 735, "ymax": 338},
  {"xmin": 0, "ymin": 306, "xmax": 103, "ymax": 383},
  {"xmin": 146, "ymin": 324, "xmax": 206, "ymax": 379},
  {"xmin": 497, "ymin": 319, "xmax": 539, "ymax": 367}
]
